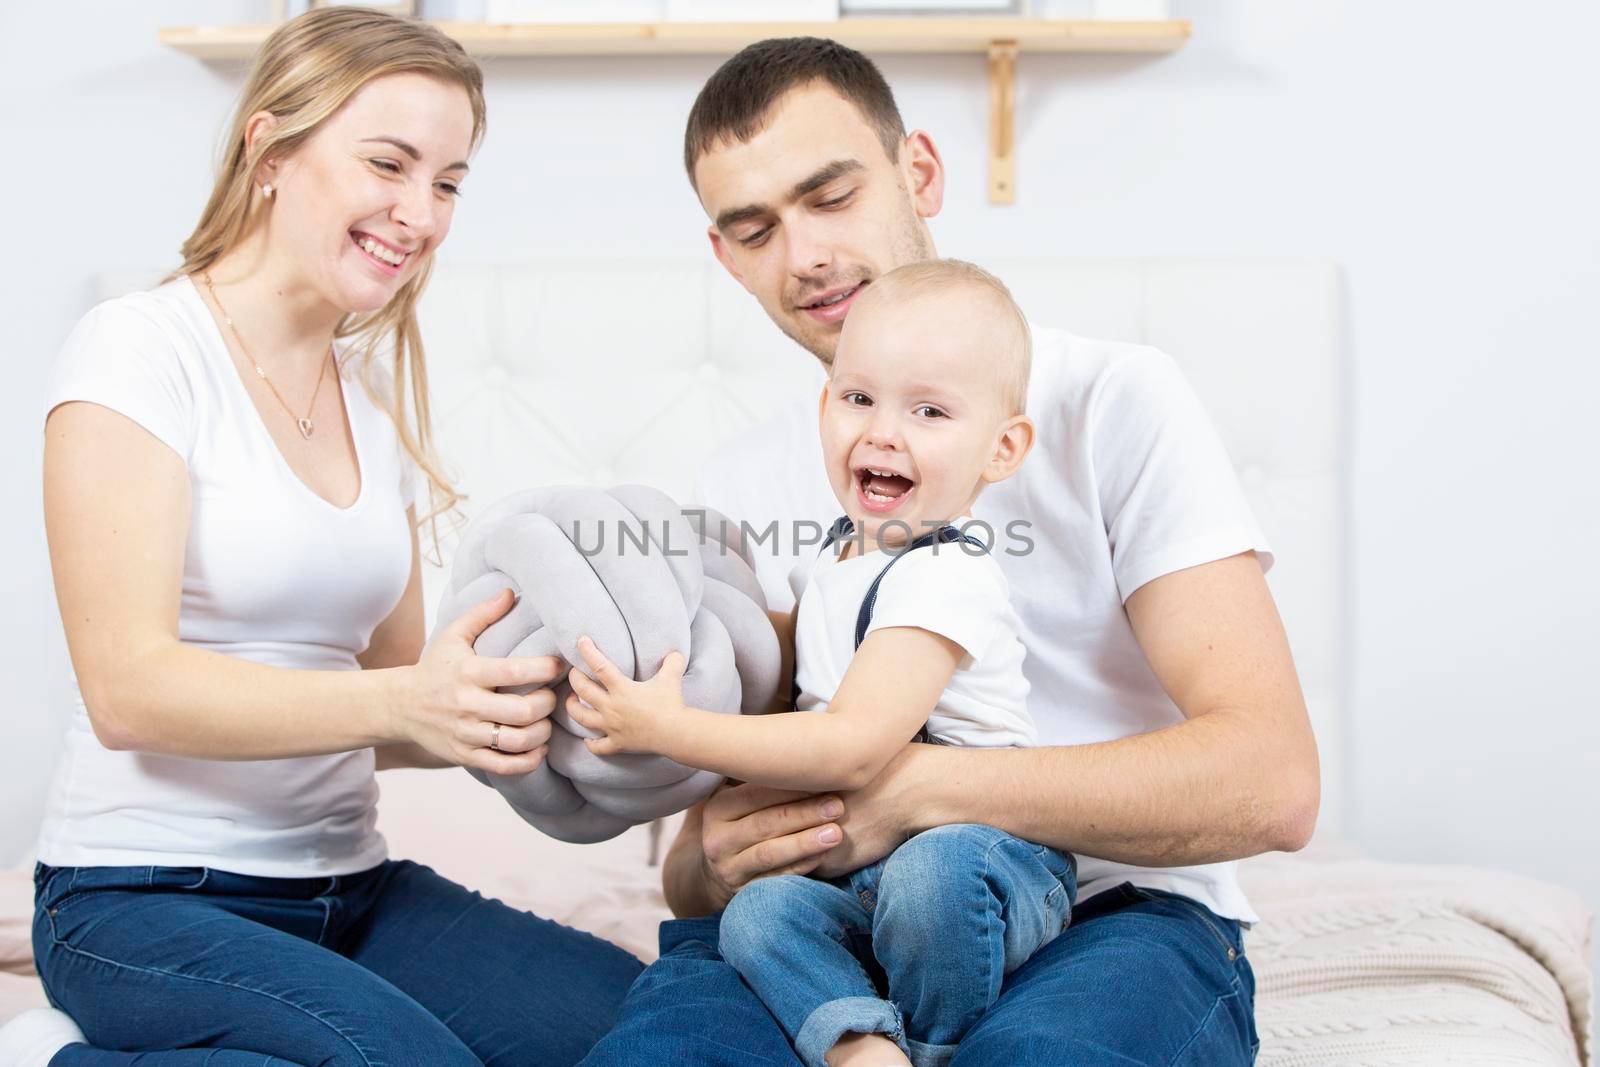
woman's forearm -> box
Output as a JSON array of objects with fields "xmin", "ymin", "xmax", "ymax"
[
  {"xmin": 89, "ymin": 638, "xmax": 408, "ymax": 760},
  {"xmin": 374, "ymin": 741, "xmax": 453, "ymax": 770}
]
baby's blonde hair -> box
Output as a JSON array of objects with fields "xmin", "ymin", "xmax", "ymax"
[{"xmin": 858, "ymin": 259, "xmax": 1032, "ymax": 416}]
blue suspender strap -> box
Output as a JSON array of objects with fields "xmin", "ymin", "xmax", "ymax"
[
  {"xmin": 853, "ymin": 524, "xmax": 989, "ymax": 649},
  {"xmin": 790, "ymin": 515, "xmax": 860, "ymax": 709},
  {"xmin": 821, "ymin": 514, "xmax": 853, "ymax": 550},
  {"xmin": 791, "ymin": 516, "xmax": 988, "ymax": 746},
  {"xmin": 851, "ymin": 521, "xmax": 989, "ymax": 746}
]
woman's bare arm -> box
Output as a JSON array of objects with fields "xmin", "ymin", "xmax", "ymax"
[
  {"xmin": 46, "ymin": 401, "xmax": 555, "ymax": 772},
  {"xmin": 360, "ymin": 511, "xmax": 452, "ymax": 770}
]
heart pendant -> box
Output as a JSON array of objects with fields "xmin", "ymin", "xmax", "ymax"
[{"xmin": 297, "ymin": 417, "xmax": 315, "ymax": 439}]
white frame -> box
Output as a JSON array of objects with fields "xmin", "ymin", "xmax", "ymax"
[{"xmin": 840, "ymin": 0, "xmax": 1021, "ymax": 13}]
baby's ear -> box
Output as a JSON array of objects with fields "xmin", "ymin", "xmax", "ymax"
[{"xmin": 982, "ymin": 415, "xmax": 1035, "ymax": 485}]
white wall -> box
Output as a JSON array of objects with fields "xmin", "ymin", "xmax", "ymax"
[{"xmin": 3, "ymin": 1, "xmax": 1596, "ymax": 942}]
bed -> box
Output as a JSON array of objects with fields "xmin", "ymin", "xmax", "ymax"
[{"xmin": 3, "ymin": 257, "xmax": 1589, "ymax": 1064}]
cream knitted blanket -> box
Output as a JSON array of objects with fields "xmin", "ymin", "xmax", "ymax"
[{"xmin": 1240, "ymin": 853, "xmax": 1594, "ymax": 1066}]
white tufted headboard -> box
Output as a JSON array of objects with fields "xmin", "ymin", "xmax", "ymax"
[{"xmin": 81, "ymin": 257, "xmax": 1346, "ymax": 869}]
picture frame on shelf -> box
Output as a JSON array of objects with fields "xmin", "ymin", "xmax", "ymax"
[
  {"xmin": 1090, "ymin": 0, "xmax": 1169, "ymax": 17},
  {"xmin": 667, "ymin": 0, "xmax": 838, "ymax": 21},
  {"xmin": 309, "ymin": 0, "xmax": 417, "ymax": 15},
  {"xmin": 839, "ymin": 0, "xmax": 1020, "ymax": 13},
  {"xmin": 1027, "ymin": 0, "xmax": 1095, "ymax": 16},
  {"xmin": 483, "ymin": 0, "xmax": 665, "ymax": 22}
]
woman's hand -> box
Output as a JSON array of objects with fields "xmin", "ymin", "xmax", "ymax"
[
  {"xmin": 564, "ymin": 636, "xmax": 684, "ymax": 756},
  {"xmin": 395, "ymin": 588, "xmax": 564, "ymax": 774}
]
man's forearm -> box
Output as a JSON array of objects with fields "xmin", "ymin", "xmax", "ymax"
[
  {"xmin": 898, "ymin": 708, "xmax": 1318, "ymax": 867},
  {"xmin": 662, "ymin": 803, "xmax": 722, "ymax": 918}
]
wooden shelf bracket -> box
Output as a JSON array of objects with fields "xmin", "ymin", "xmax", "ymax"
[{"xmin": 988, "ymin": 40, "xmax": 1018, "ymax": 205}]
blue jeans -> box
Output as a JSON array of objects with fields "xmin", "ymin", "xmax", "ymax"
[
  {"xmin": 719, "ymin": 824, "xmax": 1076, "ymax": 1067},
  {"xmin": 581, "ymin": 879, "xmax": 1258, "ymax": 1066},
  {"xmin": 32, "ymin": 859, "xmax": 645, "ymax": 1066}
]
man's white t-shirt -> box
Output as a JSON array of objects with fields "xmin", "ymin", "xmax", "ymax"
[
  {"xmin": 36, "ymin": 275, "xmax": 415, "ymax": 878},
  {"xmin": 696, "ymin": 326, "xmax": 1272, "ymax": 923},
  {"xmin": 790, "ymin": 522, "xmax": 1035, "ymax": 749}
]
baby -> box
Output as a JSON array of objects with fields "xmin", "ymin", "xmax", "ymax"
[{"xmin": 567, "ymin": 259, "xmax": 1071, "ymax": 1067}]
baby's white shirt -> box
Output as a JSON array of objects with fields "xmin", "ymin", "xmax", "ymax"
[{"xmin": 789, "ymin": 520, "xmax": 1036, "ymax": 749}]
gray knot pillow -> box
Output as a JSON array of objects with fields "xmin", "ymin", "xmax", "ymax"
[{"xmin": 432, "ymin": 484, "xmax": 782, "ymax": 843}]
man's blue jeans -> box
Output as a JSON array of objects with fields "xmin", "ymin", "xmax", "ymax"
[
  {"xmin": 581, "ymin": 878, "xmax": 1259, "ymax": 1066},
  {"xmin": 32, "ymin": 859, "xmax": 645, "ymax": 1066},
  {"xmin": 718, "ymin": 824, "xmax": 1077, "ymax": 1067}
]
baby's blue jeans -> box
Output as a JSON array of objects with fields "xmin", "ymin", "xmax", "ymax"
[{"xmin": 718, "ymin": 823, "xmax": 1077, "ymax": 1067}]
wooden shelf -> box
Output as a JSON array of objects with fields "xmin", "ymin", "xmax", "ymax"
[
  {"xmin": 159, "ymin": 19, "xmax": 1190, "ymax": 60},
  {"xmin": 159, "ymin": 18, "xmax": 1190, "ymax": 205}
]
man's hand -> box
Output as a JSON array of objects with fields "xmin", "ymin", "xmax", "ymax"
[
  {"xmin": 676, "ymin": 746, "xmax": 929, "ymax": 914},
  {"xmin": 809, "ymin": 745, "xmax": 925, "ymax": 878},
  {"xmin": 566, "ymin": 636, "xmax": 684, "ymax": 756},
  {"xmin": 693, "ymin": 783, "xmax": 847, "ymax": 911}
]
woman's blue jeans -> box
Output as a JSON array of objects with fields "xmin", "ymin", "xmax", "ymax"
[
  {"xmin": 719, "ymin": 824, "xmax": 1077, "ymax": 1067},
  {"xmin": 32, "ymin": 859, "xmax": 645, "ymax": 1066},
  {"xmin": 581, "ymin": 876, "xmax": 1259, "ymax": 1066}
]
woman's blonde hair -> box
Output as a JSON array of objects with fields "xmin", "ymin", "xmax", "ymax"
[{"xmin": 173, "ymin": 6, "xmax": 486, "ymax": 554}]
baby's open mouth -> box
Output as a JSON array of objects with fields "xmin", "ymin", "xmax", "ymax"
[{"xmin": 856, "ymin": 466, "xmax": 915, "ymax": 511}]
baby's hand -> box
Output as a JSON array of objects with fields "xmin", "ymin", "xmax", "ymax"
[{"xmin": 566, "ymin": 636, "xmax": 686, "ymax": 756}]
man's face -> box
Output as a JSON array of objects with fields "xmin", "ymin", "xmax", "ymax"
[{"xmin": 692, "ymin": 83, "xmax": 940, "ymax": 365}]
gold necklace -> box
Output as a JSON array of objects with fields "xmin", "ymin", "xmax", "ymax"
[{"xmin": 200, "ymin": 271, "xmax": 332, "ymax": 440}]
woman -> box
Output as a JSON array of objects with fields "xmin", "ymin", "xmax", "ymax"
[{"xmin": 9, "ymin": 9, "xmax": 642, "ymax": 1065}]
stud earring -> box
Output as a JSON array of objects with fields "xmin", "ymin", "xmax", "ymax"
[{"xmin": 262, "ymin": 182, "xmax": 275, "ymax": 200}]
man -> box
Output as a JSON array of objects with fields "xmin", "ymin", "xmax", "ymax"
[{"xmin": 583, "ymin": 37, "xmax": 1317, "ymax": 1066}]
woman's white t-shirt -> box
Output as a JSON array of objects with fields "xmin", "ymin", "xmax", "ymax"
[
  {"xmin": 789, "ymin": 522, "xmax": 1036, "ymax": 750},
  {"xmin": 36, "ymin": 275, "xmax": 415, "ymax": 878}
]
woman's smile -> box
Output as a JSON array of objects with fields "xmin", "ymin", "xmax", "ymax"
[{"xmin": 349, "ymin": 229, "xmax": 413, "ymax": 276}]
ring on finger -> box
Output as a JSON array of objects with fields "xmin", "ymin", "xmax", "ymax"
[{"xmin": 490, "ymin": 722, "xmax": 503, "ymax": 751}]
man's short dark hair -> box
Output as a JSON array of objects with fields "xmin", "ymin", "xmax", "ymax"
[{"xmin": 683, "ymin": 37, "xmax": 907, "ymax": 186}]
